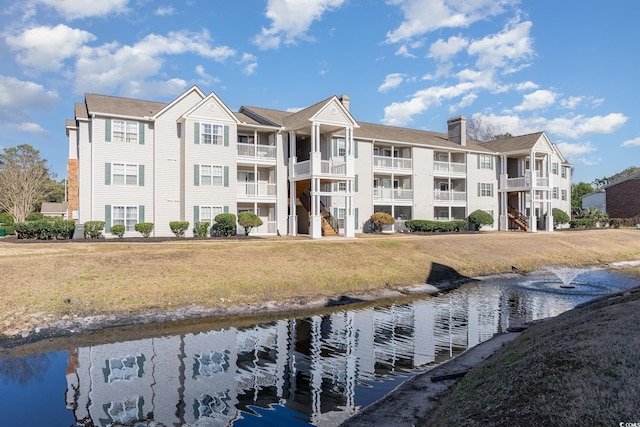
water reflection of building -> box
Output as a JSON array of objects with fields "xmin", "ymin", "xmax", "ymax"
[{"xmin": 64, "ymin": 285, "xmax": 565, "ymax": 426}]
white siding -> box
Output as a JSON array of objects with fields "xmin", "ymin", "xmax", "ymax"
[
  {"xmin": 412, "ymin": 146, "xmax": 434, "ymax": 220},
  {"xmin": 154, "ymin": 90, "xmax": 204, "ymax": 236},
  {"xmin": 78, "ymin": 120, "xmax": 93, "ymax": 224},
  {"xmin": 467, "ymin": 153, "xmax": 499, "ymax": 228},
  {"xmin": 353, "ymin": 139, "xmax": 373, "ymax": 230}
]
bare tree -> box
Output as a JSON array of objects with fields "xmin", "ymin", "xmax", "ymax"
[
  {"xmin": 466, "ymin": 116, "xmax": 509, "ymax": 142},
  {"xmin": 0, "ymin": 144, "xmax": 53, "ymax": 222}
]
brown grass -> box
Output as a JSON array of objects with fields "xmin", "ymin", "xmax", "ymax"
[
  {"xmin": 421, "ymin": 284, "xmax": 640, "ymax": 426},
  {"xmin": 0, "ymin": 229, "xmax": 639, "ymax": 337}
]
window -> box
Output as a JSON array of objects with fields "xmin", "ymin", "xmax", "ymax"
[
  {"xmin": 112, "ymin": 120, "xmax": 138, "ymax": 143},
  {"xmin": 105, "ymin": 355, "xmax": 143, "ymax": 383},
  {"xmin": 335, "ymin": 138, "xmax": 346, "ymax": 156},
  {"xmin": 202, "ymin": 123, "xmax": 223, "ymax": 145},
  {"xmin": 552, "ymin": 162, "xmax": 559, "ymax": 175},
  {"xmin": 338, "ymin": 182, "xmax": 346, "ymax": 192},
  {"xmin": 479, "ymin": 154, "xmax": 492, "ymax": 169},
  {"xmin": 561, "ymin": 166, "xmax": 568, "ymax": 179},
  {"xmin": 113, "ymin": 206, "xmax": 138, "ymax": 231},
  {"xmin": 479, "ymin": 183, "xmax": 493, "ymax": 197},
  {"xmin": 201, "ymin": 165, "xmax": 223, "ymax": 186},
  {"xmin": 112, "ymin": 163, "xmax": 138, "ymax": 186},
  {"xmin": 200, "ymin": 206, "xmax": 223, "ymax": 225},
  {"xmin": 561, "ymin": 189, "xmax": 567, "ymax": 201},
  {"xmin": 552, "ymin": 187, "xmax": 559, "ymax": 199},
  {"xmin": 238, "ymin": 134, "xmax": 254, "ymax": 144}
]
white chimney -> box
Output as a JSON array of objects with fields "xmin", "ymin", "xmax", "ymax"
[
  {"xmin": 339, "ymin": 94, "xmax": 350, "ymax": 111},
  {"xmin": 447, "ymin": 116, "xmax": 467, "ymax": 146}
]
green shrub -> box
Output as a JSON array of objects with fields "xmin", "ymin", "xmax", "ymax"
[
  {"xmin": 370, "ymin": 212, "xmax": 395, "ymax": 233},
  {"xmin": 134, "ymin": 222, "xmax": 154, "ymax": 238},
  {"xmin": 570, "ymin": 218, "xmax": 596, "ymax": 229},
  {"xmin": 111, "ymin": 224, "xmax": 126, "ymax": 238},
  {"xmin": 237, "ymin": 211, "xmax": 263, "ymax": 236},
  {"xmin": 405, "ymin": 219, "xmax": 467, "ymax": 232},
  {"xmin": 552, "ymin": 208, "xmax": 570, "ymax": 226},
  {"xmin": 468, "ymin": 210, "xmax": 494, "ymax": 231},
  {"xmin": 609, "ymin": 217, "xmax": 640, "ymax": 228},
  {"xmin": 169, "ymin": 221, "xmax": 189, "ymax": 237},
  {"xmin": 26, "ymin": 211, "xmax": 44, "ymax": 221},
  {"xmin": 0, "ymin": 225, "xmax": 15, "ymax": 235},
  {"xmin": 13, "ymin": 218, "xmax": 75, "ymax": 239},
  {"xmin": 0, "ymin": 212, "xmax": 14, "ymax": 225},
  {"xmin": 195, "ymin": 221, "xmax": 210, "ymax": 238},
  {"xmin": 214, "ymin": 213, "xmax": 237, "ymax": 236},
  {"xmin": 84, "ymin": 221, "xmax": 105, "ymax": 239}
]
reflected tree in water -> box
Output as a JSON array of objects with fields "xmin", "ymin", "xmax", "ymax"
[{"xmin": 0, "ymin": 354, "xmax": 52, "ymax": 385}]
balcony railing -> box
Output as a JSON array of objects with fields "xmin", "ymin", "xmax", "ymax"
[
  {"xmin": 237, "ymin": 182, "xmax": 277, "ymax": 198},
  {"xmin": 237, "ymin": 143, "xmax": 276, "ymax": 159},
  {"xmin": 373, "ymin": 188, "xmax": 413, "ymax": 201},
  {"xmin": 237, "ymin": 220, "xmax": 277, "ymax": 235},
  {"xmin": 433, "ymin": 161, "xmax": 466, "ymax": 175},
  {"xmin": 434, "ymin": 190, "xmax": 466, "ymax": 202},
  {"xmin": 374, "ymin": 156, "xmax": 412, "ymax": 170},
  {"xmin": 501, "ymin": 172, "xmax": 549, "ymax": 189},
  {"xmin": 321, "ymin": 160, "xmax": 346, "ymax": 175}
]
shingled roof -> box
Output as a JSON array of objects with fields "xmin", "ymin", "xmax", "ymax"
[
  {"xmin": 85, "ymin": 93, "xmax": 167, "ymax": 118},
  {"xmin": 481, "ymin": 132, "xmax": 545, "ymax": 152}
]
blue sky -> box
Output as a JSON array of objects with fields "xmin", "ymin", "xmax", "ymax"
[{"xmin": 1, "ymin": 0, "xmax": 638, "ymax": 184}]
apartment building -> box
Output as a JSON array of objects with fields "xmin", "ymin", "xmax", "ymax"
[{"xmin": 66, "ymin": 86, "xmax": 571, "ymax": 238}]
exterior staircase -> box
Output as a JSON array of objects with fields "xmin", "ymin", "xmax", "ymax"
[
  {"xmin": 508, "ymin": 206, "xmax": 529, "ymax": 231},
  {"xmin": 298, "ymin": 182, "xmax": 339, "ymax": 236}
]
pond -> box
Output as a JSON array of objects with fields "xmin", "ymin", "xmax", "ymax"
[{"xmin": 0, "ymin": 267, "xmax": 638, "ymax": 427}]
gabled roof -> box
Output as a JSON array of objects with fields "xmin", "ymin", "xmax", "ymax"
[
  {"xmin": 238, "ymin": 105, "xmax": 291, "ymax": 126},
  {"xmin": 85, "ymin": 93, "xmax": 167, "ymax": 118},
  {"xmin": 179, "ymin": 91, "xmax": 239, "ymax": 123},
  {"xmin": 74, "ymin": 102, "xmax": 88, "ymax": 119},
  {"xmin": 234, "ymin": 112, "xmax": 269, "ymax": 126},
  {"xmin": 41, "ymin": 202, "xmax": 68, "ymax": 214},
  {"xmin": 481, "ymin": 132, "xmax": 545, "ymax": 152}
]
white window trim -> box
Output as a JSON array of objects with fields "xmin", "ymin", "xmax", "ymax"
[
  {"xmin": 479, "ymin": 154, "xmax": 492, "ymax": 169},
  {"xmin": 201, "ymin": 123, "xmax": 223, "ymax": 145},
  {"xmin": 112, "ymin": 163, "xmax": 139, "ymax": 186},
  {"xmin": 112, "ymin": 205, "xmax": 138, "ymax": 232},
  {"xmin": 112, "ymin": 120, "xmax": 138, "ymax": 143},
  {"xmin": 200, "ymin": 206, "xmax": 224, "ymax": 224},
  {"xmin": 200, "ymin": 164, "xmax": 223, "ymax": 186}
]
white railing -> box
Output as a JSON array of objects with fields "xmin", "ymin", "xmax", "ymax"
[
  {"xmin": 434, "ymin": 191, "xmax": 466, "ymax": 201},
  {"xmin": 294, "ymin": 160, "xmax": 311, "ymax": 176},
  {"xmin": 374, "ymin": 156, "xmax": 412, "ymax": 170},
  {"xmin": 320, "ymin": 160, "xmax": 347, "ymax": 175},
  {"xmin": 373, "ymin": 188, "xmax": 413, "ymax": 201},
  {"xmin": 433, "ymin": 161, "xmax": 466, "ymax": 174},
  {"xmin": 237, "ymin": 143, "xmax": 276, "ymax": 159},
  {"xmin": 237, "ymin": 182, "xmax": 276, "ymax": 198},
  {"xmin": 502, "ymin": 172, "xmax": 550, "ymax": 189}
]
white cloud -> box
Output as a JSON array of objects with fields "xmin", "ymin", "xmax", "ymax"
[
  {"xmin": 0, "ymin": 75, "xmax": 57, "ymax": 118},
  {"xmin": 395, "ymin": 45, "xmax": 416, "ymax": 58},
  {"xmin": 253, "ymin": 0, "xmax": 346, "ymax": 49},
  {"xmin": 622, "ymin": 137, "xmax": 640, "ymax": 147},
  {"xmin": 74, "ymin": 30, "xmax": 235, "ymax": 94},
  {"xmin": 386, "ymin": 0, "xmax": 515, "ymax": 43},
  {"xmin": 33, "ymin": 0, "xmax": 129, "ymax": 19},
  {"xmin": 560, "ymin": 96, "xmax": 583, "ymax": 109},
  {"xmin": 556, "ymin": 141, "xmax": 596, "ymax": 158},
  {"xmin": 2, "ymin": 122, "xmax": 51, "ymax": 137},
  {"xmin": 5, "ymin": 24, "xmax": 96, "ymax": 71},
  {"xmin": 428, "ymin": 35, "xmax": 468, "ymax": 62},
  {"xmin": 239, "ymin": 53, "xmax": 258, "ymax": 75},
  {"xmin": 155, "ymin": 6, "xmax": 175, "ymax": 16},
  {"xmin": 378, "ymin": 73, "xmax": 406, "ymax": 93},
  {"xmin": 195, "ymin": 65, "xmax": 220, "ymax": 86},
  {"xmin": 467, "ymin": 19, "xmax": 534, "ymax": 70},
  {"xmin": 514, "ymin": 89, "xmax": 557, "ymax": 112},
  {"xmin": 515, "ymin": 81, "xmax": 539, "ymax": 91}
]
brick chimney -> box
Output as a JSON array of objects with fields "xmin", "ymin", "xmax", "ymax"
[
  {"xmin": 447, "ymin": 116, "xmax": 467, "ymax": 146},
  {"xmin": 338, "ymin": 94, "xmax": 350, "ymax": 111}
]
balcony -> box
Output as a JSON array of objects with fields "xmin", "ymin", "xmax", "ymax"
[
  {"xmin": 237, "ymin": 221, "xmax": 277, "ymax": 235},
  {"xmin": 237, "ymin": 143, "xmax": 276, "ymax": 160},
  {"xmin": 237, "ymin": 182, "xmax": 277, "ymax": 199},
  {"xmin": 500, "ymin": 172, "xmax": 549, "ymax": 190},
  {"xmin": 291, "ymin": 158, "xmax": 348, "ymax": 179},
  {"xmin": 373, "ymin": 188, "xmax": 413, "ymax": 202},
  {"xmin": 373, "ymin": 156, "xmax": 412, "ymax": 172},
  {"xmin": 434, "ymin": 190, "xmax": 466, "ymax": 204},
  {"xmin": 433, "ymin": 161, "xmax": 466, "ymax": 175}
]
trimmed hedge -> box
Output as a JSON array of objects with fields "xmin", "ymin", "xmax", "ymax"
[
  {"xmin": 195, "ymin": 221, "xmax": 210, "ymax": 238},
  {"xmin": 84, "ymin": 221, "xmax": 105, "ymax": 239},
  {"xmin": 238, "ymin": 211, "xmax": 263, "ymax": 236},
  {"xmin": 14, "ymin": 218, "xmax": 75, "ymax": 240},
  {"xmin": 370, "ymin": 212, "xmax": 395, "ymax": 233},
  {"xmin": 169, "ymin": 221, "xmax": 189, "ymax": 237},
  {"xmin": 468, "ymin": 210, "xmax": 494, "ymax": 231},
  {"xmin": 214, "ymin": 213, "xmax": 237, "ymax": 236},
  {"xmin": 405, "ymin": 219, "xmax": 467, "ymax": 233},
  {"xmin": 111, "ymin": 224, "xmax": 125, "ymax": 238},
  {"xmin": 134, "ymin": 222, "xmax": 154, "ymax": 238}
]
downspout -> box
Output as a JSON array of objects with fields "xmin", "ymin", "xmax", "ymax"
[{"xmin": 91, "ymin": 113, "xmax": 95, "ymax": 222}]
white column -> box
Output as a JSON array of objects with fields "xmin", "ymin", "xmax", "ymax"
[
  {"xmin": 529, "ymin": 150, "xmax": 536, "ymax": 232},
  {"xmin": 288, "ymin": 131, "xmax": 297, "ymax": 236}
]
